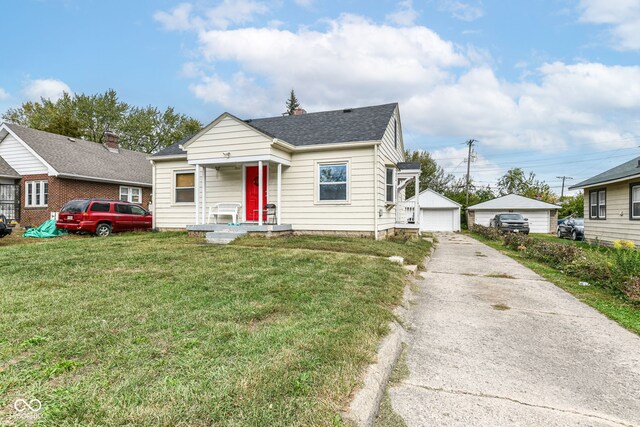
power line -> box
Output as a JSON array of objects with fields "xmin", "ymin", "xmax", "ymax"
[
  {"xmin": 465, "ymin": 139, "xmax": 477, "ymax": 205},
  {"xmin": 556, "ymin": 176, "xmax": 574, "ymax": 199}
]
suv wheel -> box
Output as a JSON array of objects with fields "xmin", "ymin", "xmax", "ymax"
[
  {"xmin": 571, "ymin": 231, "xmax": 578, "ymax": 241},
  {"xmin": 96, "ymin": 223, "xmax": 112, "ymax": 237},
  {"xmin": 557, "ymin": 228, "xmax": 562, "ymax": 238}
]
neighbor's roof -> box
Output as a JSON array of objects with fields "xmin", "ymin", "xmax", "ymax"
[
  {"xmin": 467, "ymin": 194, "xmax": 560, "ymax": 210},
  {"xmin": 1, "ymin": 123, "xmax": 152, "ymax": 186},
  {"xmin": 152, "ymin": 103, "xmax": 398, "ymax": 157},
  {"xmin": 397, "ymin": 162, "xmax": 420, "ymax": 170},
  {"xmin": 570, "ymin": 155, "xmax": 640, "ymax": 189},
  {"xmin": 407, "ymin": 188, "xmax": 462, "ymax": 208},
  {"xmin": 0, "ymin": 155, "xmax": 20, "ymax": 178}
]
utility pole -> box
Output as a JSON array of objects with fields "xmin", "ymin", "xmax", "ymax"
[
  {"xmin": 556, "ymin": 176, "xmax": 573, "ymax": 199},
  {"xmin": 465, "ymin": 139, "xmax": 477, "ymax": 205}
]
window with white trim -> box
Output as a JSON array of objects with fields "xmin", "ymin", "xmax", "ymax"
[
  {"xmin": 318, "ymin": 163, "xmax": 348, "ymax": 202},
  {"xmin": 632, "ymin": 185, "xmax": 640, "ymax": 219},
  {"xmin": 120, "ymin": 186, "xmax": 142, "ymax": 204},
  {"xmin": 25, "ymin": 180, "xmax": 48, "ymax": 207},
  {"xmin": 589, "ymin": 189, "xmax": 606, "ymax": 219},
  {"xmin": 386, "ymin": 167, "xmax": 395, "ymax": 203},
  {"xmin": 175, "ymin": 172, "xmax": 195, "ymax": 203}
]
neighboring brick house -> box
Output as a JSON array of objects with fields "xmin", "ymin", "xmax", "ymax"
[{"xmin": 0, "ymin": 123, "xmax": 152, "ymax": 227}]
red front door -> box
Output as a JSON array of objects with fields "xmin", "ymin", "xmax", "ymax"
[{"xmin": 245, "ymin": 166, "xmax": 267, "ymax": 221}]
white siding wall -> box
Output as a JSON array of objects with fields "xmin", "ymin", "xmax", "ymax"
[
  {"xmin": 0, "ymin": 134, "xmax": 48, "ymax": 175},
  {"xmin": 376, "ymin": 108, "xmax": 404, "ymax": 232},
  {"xmin": 583, "ymin": 182, "xmax": 640, "ymax": 245},
  {"xmin": 187, "ymin": 116, "xmax": 273, "ymax": 162},
  {"xmin": 153, "ymin": 159, "xmax": 195, "ymax": 229}
]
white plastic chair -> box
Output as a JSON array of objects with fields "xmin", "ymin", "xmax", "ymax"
[{"xmin": 208, "ymin": 203, "xmax": 242, "ymax": 224}]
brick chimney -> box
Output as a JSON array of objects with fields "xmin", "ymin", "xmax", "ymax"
[
  {"xmin": 292, "ymin": 108, "xmax": 307, "ymax": 115},
  {"xmin": 103, "ymin": 131, "xmax": 119, "ymax": 153}
]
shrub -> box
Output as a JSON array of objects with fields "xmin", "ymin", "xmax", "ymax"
[
  {"xmin": 470, "ymin": 224, "xmax": 502, "ymax": 241},
  {"xmin": 611, "ymin": 248, "xmax": 640, "ymax": 279},
  {"xmin": 526, "ymin": 240, "xmax": 582, "ymax": 268},
  {"xmin": 564, "ymin": 251, "xmax": 613, "ymax": 283},
  {"xmin": 503, "ymin": 233, "xmax": 531, "ymax": 251},
  {"xmin": 622, "ymin": 277, "xmax": 640, "ymax": 301},
  {"xmin": 613, "ymin": 239, "xmax": 636, "ymax": 250}
]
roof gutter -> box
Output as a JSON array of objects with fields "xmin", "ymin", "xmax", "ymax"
[
  {"xmin": 0, "ymin": 174, "xmax": 21, "ymax": 179},
  {"xmin": 147, "ymin": 154, "xmax": 188, "ymax": 161},
  {"xmin": 54, "ymin": 173, "xmax": 152, "ymax": 188},
  {"xmin": 569, "ymin": 173, "xmax": 640, "ymax": 190},
  {"xmin": 293, "ymin": 140, "xmax": 381, "ymax": 152}
]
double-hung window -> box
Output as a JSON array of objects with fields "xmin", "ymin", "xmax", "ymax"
[
  {"xmin": 386, "ymin": 167, "xmax": 395, "ymax": 204},
  {"xmin": 318, "ymin": 163, "xmax": 348, "ymax": 202},
  {"xmin": 589, "ymin": 189, "xmax": 606, "ymax": 219},
  {"xmin": 631, "ymin": 184, "xmax": 640, "ymax": 220},
  {"xmin": 120, "ymin": 186, "xmax": 142, "ymax": 204},
  {"xmin": 175, "ymin": 171, "xmax": 195, "ymax": 203},
  {"xmin": 25, "ymin": 180, "xmax": 48, "ymax": 207}
]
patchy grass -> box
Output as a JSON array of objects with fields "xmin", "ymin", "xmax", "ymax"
[
  {"xmin": 0, "ymin": 232, "xmax": 411, "ymax": 426},
  {"xmin": 375, "ymin": 344, "xmax": 409, "ymax": 427},
  {"xmin": 472, "ymin": 234, "xmax": 640, "ymax": 335},
  {"xmin": 485, "ymin": 273, "xmax": 516, "ymax": 279},
  {"xmin": 232, "ymin": 235, "xmax": 432, "ymax": 268}
]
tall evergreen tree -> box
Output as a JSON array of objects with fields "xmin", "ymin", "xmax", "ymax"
[{"xmin": 285, "ymin": 89, "xmax": 300, "ymax": 114}]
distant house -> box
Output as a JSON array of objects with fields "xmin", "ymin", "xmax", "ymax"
[
  {"xmin": 0, "ymin": 123, "xmax": 152, "ymax": 226},
  {"xmin": 406, "ymin": 189, "xmax": 461, "ymax": 232},
  {"xmin": 570, "ymin": 156, "xmax": 640, "ymax": 245},
  {"xmin": 149, "ymin": 103, "xmax": 422, "ymax": 239},
  {"xmin": 467, "ymin": 194, "xmax": 560, "ymax": 233}
]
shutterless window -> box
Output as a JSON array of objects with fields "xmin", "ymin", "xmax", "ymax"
[
  {"xmin": 589, "ymin": 190, "xmax": 606, "ymax": 219},
  {"xmin": 386, "ymin": 167, "xmax": 395, "ymax": 203},
  {"xmin": 598, "ymin": 190, "xmax": 606, "ymax": 218},
  {"xmin": 318, "ymin": 163, "xmax": 347, "ymax": 201},
  {"xmin": 25, "ymin": 180, "xmax": 48, "ymax": 207},
  {"xmin": 90, "ymin": 202, "xmax": 110, "ymax": 212},
  {"xmin": 175, "ymin": 172, "xmax": 195, "ymax": 203},
  {"xmin": 120, "ymin": 186, "xmax": 142, "ymax": 204},
  {"xmin": 394, "ymin": 118, "xmax": 398, "ymax": 149},
  {"xmin": 589, "ymin": 191, "xmax": 598, "ymax": 218},
  {"xmin": 632, "ymin": 185, "xmax": 640, "ymax": 219}
]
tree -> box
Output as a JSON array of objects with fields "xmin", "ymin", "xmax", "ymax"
[
  {"xmin": 404, "ymin": 149, "xmax": 454, "ymax": 196},
  {"xmin": 285, "ymin": 89, "xmax": 300, "ymax": 114},
  {"xmin": 496, "ymin": 167, "xmax": 556, "ymax": 203},
  {"xmin": 2, "ymin": 89, "xmax": 202, "ymax": 153},
  {"xmin": 558, "ymin": 193, "xmax": 584, "ymax": 218}
]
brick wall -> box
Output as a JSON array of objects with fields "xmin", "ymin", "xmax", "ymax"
[
  {"xmin": 549, "ymin": 209, "xmax": 558, "ymax": 234},
  {"xmin": 19, "ymin": 175, "xmax": 151, "ymax": 227}
]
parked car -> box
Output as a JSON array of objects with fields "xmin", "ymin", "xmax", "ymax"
[
  {"xmin": 0, "ymin": 214, "xmax": 13, "ymax": 238},
  {"xmin": 557, "ymin": 218, "xmax": 584, "ymax": 241},
  {"xmin": 56, "ymin": 199, "xmax": 152, "ymax": 237},
  {"xmin": 489, "ymin": 213, "xmax": 530, "ymax": 234}
]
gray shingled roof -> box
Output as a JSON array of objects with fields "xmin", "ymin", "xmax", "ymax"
[
  {"xmin": 152, "ymin": 134, "xmax": 192, "ymax": 157},
  {"xmin": 398, "ymin": 162, "xmax": 420, "ymax": 170},
  {"xmin": 4, "ymin": 124, "xmax": 151, "ymax": 185},
  {"xmin": 152, "ymin": 103, "xmax": 398, "ymax": 157},
  {"xmin": 570, "ymin": 155, "xmax": 640, "ymax": 189},
  {"xmin": 0, "ymin": 155, "xmax": 20, "ymax": 178}
]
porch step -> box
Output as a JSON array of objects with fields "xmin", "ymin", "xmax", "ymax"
[{"xmin": 205, "ymin": 230, "xmax": 247, "ymax": 245}]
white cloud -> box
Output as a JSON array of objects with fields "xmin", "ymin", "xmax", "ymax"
[
  {"xmin": 0, "ymin": 87, "xmax": 9, "ymax": 100},
  {"xmin": 154, "ymin": 1, "xmax": 269, "ymax": 31},
  {"xmin": 23, "ymin": 79, "xmax": 71, "ymax": 101},
  {"xmin": 432, "ymin": 146, "xmax": 502, "ymax": 184},
  {"xmin": 439, "ymin": 0, "xmax": 484, "ymax": 22},
  {"xmin": 578, "ymin": 0, "xmax": 640, "ymax": 50},
  {"xmin": 386, "ymin": 0, "xmax": 419, "ymax": 27}
]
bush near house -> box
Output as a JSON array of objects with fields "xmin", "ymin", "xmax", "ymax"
[{"xmin": 471, "ymin": 224, "xmax": 639, "ymax": 302}]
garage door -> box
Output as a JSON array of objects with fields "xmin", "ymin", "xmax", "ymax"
[
  {"xmin": 474, "ymin": 210, "xmax": 550, "ymax": 233},
  {"xmin": 421, "ymin": 209, "xmax": 455, "ymax": 232}
]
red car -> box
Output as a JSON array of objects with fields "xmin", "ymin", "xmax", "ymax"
[{"xmin": 56, "ymin": 199, "xmax": 152, "ymax": 237}]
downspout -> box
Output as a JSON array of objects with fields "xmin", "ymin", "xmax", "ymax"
[
  {"xmin": 150, "ymin": 160, "xmax": 157, "ymax": 230},
  {"xmin": 373, "ymin": 145, "xmax": 379, "ymax": 240}
]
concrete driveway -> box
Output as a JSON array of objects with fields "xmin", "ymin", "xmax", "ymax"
[{"xmin": 389, "ymin": 233, "xmax": 640, "ymax": 427}]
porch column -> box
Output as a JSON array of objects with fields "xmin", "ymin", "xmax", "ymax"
[
  {"xmin": 201, "ymin": 166, "xmax": 207, "ymax": 224},
  {"xmin": 414, "ymin": 174, "xmax": 420, "ymax": 228},
  {"xmin": 258, "ymin": 160, "xmax": 263, "ymax": 226},
  {"xmin": 194, "ymin": 165, "xmax": 200, "ymax": 225},
  {"xmin": 277, "ymin": 163, "xmax": 282, "ymax": 225}
]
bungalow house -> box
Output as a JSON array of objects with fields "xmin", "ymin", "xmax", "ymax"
[
  {"xmin": 149, "ymin": 103, "xmax": 422, "ymax": 239},
  {"xmin": 570, "ymin": 155, "xmax": 640, "ymax": 245},
  {"xmin": 0, "ymin": 123, "xmax": 152, "ymax": 227}
]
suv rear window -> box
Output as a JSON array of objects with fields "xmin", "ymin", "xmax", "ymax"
[
  {"xmin": 61, "ymin": 200, "xmax": 90, "ymax": 213},
  {"xmin": 90, "ymin": 202, "xmax": 111, "ymax": 212}
]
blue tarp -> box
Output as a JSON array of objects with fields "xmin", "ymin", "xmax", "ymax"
[{"xmin": 23, "ymin": 220, "xmax": 68, "ymax": 238}]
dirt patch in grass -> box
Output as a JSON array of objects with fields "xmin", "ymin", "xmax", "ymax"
[{"xmin": 485, "ymin": 273, "xmax": 516, "ymax": 279}]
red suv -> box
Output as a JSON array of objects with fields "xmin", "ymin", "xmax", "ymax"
[{"xmin": 56, "ymin": 199, "xmax": 153, "ymax": 237}]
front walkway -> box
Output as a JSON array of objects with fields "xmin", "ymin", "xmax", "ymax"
[{"xmin": 389, "ymin": 233, "xmax": 640, "ymax": 426}]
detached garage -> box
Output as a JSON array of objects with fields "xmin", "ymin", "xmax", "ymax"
[
  {"xmin": 408, "ymin": 189, "xmax": 461, "ymax": 232},
  {"xmin": 467, "ymin": 194, "xmax": 560, "ymax": 234}
]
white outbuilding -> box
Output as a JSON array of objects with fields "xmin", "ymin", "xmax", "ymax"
[
  {"xmin": 407, "ymin": 189, "xmax": 461, "ymax": 232},
  {"xmin": 467, "ymin": 194, "xmax": 560, "ymax": 234}
]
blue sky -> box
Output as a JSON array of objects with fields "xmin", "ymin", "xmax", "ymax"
[{"xmin": 1, "ymin": 0, "xmax": 639, "ymax": 195}]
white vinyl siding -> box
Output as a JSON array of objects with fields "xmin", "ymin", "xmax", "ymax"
[
  {"xmin": 632, "ymin": 185, "xmax": 640, "ymax": 219},
  {"xmin": 0, "ymin": 133, "xmax": 48, "ymax": 175},
  {"xmin": 25, "ymin": 180, "xmax": 48, "ymax": 207},
  {"xmin": 153, "ymin": 160, "xmax": 195, "ymax": 229},
  {"xmin": 583, "ymin": 182, "xmax": 640, "ymax": 245},
  {"xmin": 120, "ymin": 186, "xmax": 142, "ymax": 204},
  {"xmin": 376, "ymin": 107, "xmax": 405, "ymax": 232}
]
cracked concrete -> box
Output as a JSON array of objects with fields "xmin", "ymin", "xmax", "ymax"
[{"xmin": 388, "ymin": 233, "xmax": 640, "ymax": 427}]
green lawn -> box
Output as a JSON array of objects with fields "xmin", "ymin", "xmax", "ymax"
[
  {"xmin": 0, "ymin": 232, "xmax": 429, "ymax": 426},
  {"xmin": 472, "ymin": 234, "xmax": 640, "ymax": 335},
  {"xmin": 232, "ymin": 235, "xmax": 432, "ymax": 268}
]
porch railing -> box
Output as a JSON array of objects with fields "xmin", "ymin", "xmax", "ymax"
[{"xmin": 396, "ymin": 199, "xmax": 416, "ymax": 224}]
